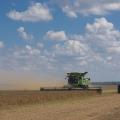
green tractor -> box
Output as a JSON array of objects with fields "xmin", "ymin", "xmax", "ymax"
[{"xmin": 66, "ymin": 72, "xmax": 90, "ymax": 89}]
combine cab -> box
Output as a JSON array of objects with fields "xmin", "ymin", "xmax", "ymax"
[{"xmin": 66, "ymin": 72, "xmax": 90, "ymax": 89}]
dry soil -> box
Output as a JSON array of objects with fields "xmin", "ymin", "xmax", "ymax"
[{"xmin": 0, "ymin": 93, "xmax": 120, "ymax": 120}]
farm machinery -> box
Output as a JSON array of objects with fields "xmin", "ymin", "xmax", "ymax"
[
  {"xmin": 40, "ymin": 72, "xmax": 102, "ymax": 94},
  {"xmin": 66, "ymin": 72, "xmax": 90, "ymax": 89}
]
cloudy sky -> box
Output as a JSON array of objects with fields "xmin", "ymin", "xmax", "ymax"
[{"xmin": 0, "ymin": 0, "xmax": 120, "ymax": 89}]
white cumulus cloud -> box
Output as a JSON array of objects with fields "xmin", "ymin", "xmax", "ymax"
[
  {"xmin": 45, "ymin": 30, "xmax": 67, "ymax": 41},
  {"xmin": 17, "ymin": 27, "xmax": 33, "ymax": 41},
  {"xmin": 7, "ymin": 3, "xmax": 53, "ymax": 22},
  {"xmin": 62, "ymin": 6, "xmax": 77, "ymax": 18},
  {"xmin": 1, "ymin": 17, "xmax": 120, "ymax": 80},
  {"xmin": 25, "ymin": 45, "xmax": 41, "ymax": 55},
  {"xmin": 54, "ymin": 0, "xmax": 120, "ymax": 17},
  {"xmin": 85, "ymin": 17, "xmax": 120, "ymax": 55},
  {"xmin": 86, "ymin": 18, "xmax": 114, "ymax": 33},
  {"xmin": 51, "ymin": 17, "xmax": 120, "ymax": 68},
  {"xmin": 54, "ymin": 40, "xmax": 89, "ymax": 56},
  {"xmin": 0, "ymin": 41, "xmax": 4, "ymax": 48}
]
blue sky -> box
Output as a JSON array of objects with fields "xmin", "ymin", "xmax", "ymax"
[{"xmin": 1, "ymin": 0, "xmax": 120, "ymax": 89}]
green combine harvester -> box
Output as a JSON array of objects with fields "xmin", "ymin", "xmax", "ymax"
[
  {"xmin": 40, "ymin": 72, "xmax": 102, "ymax": 94},
  {"xmin": 66, "ymin": 72, "xmax": 90, "ymax": 89}
]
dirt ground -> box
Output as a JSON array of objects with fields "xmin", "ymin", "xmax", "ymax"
[{"xmin": 0, "ymin": 93, "xmax": 120, "ymax": 120}]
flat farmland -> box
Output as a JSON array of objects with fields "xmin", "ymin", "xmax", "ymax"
[
  {"xmin": 0, "ymin": 86, "xmax": 120, "ymax": 120},
  {"xmin": 102, "ymin": 85, "xmax": 118, "ymax": 93},
  {"xmin": 0, "ymin": 90, "xmax": 99, "ymax": 107}
]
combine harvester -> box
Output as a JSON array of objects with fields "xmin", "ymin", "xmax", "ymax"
[{"xmin": 40, "ymin": 72, "xmax": 102, "ymax": 94}]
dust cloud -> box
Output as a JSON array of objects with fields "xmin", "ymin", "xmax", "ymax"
[{"xmin": 0, "ymin": 70, "xmax": 66, "ymax": 90}]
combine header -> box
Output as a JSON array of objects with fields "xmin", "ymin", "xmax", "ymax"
[{"xmin": 40, "ymin": 72, "xmax": 102, "ymax": 94}]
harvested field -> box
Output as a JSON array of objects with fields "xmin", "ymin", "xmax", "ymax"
[
  {"xmin": 102, "ymin": 85, "xmax": 117, "ymax": 93},
  {"xmin": 0, "ymin": 86, "xmax": 119, "ymax": 120},
  {"xmin": 0, "ymin": 93, "xmax": 120, "ymax": 120},
  {"xmin": 0, "ymin": 90, "xmax": 99, "ymax": 107}
]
